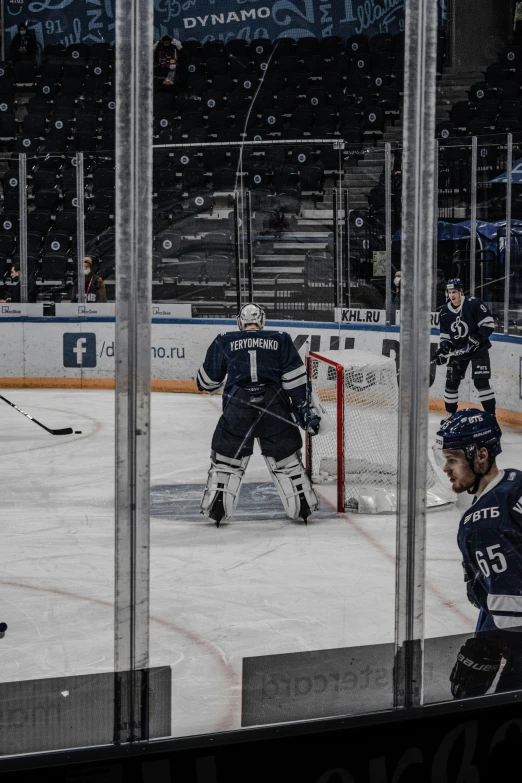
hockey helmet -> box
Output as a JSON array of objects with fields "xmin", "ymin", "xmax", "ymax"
[
  {"xmin": 434, "ymin": 409, "xmax": 502, "ymax": 466},
  {"xmin": 446, "ymin": 278, "xmax": 463, "ymax": 292},
  {"xmin": 237, "ymin": 302, "xmax": 266, "ymax": 331}
]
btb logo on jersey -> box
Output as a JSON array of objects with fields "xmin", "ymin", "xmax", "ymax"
[{"xmin": 63, "ymin": 333, "xmax": 97, "ymax": 367}]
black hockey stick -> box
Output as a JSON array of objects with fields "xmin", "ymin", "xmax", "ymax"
[{"xmin": 0, "ymin": 394, "xmax": 73, "ymax": 435}]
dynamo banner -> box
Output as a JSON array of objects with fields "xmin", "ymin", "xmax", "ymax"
[{"xmin": 4, "ymin": 0, "xmax": 410, "ymax": 50}]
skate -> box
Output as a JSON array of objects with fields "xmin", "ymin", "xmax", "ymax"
[
  {"xmin": 209, "ymin": 487, "xmax": 225, "ymax": 528},
  {"xmin": 299, "ymin": 495, "xmax": 311, "ymax": 525}
]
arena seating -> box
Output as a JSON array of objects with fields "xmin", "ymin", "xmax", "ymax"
[
  {"xmin": 435, "ymin": 39, "xmax": 522, "ymax": 222},
  {"xmin": 0, "ymin": 31, "xmax": 418, "ymax": 308}
]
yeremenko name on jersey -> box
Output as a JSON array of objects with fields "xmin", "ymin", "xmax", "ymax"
[{"xmin": 197, "ymin": 329, "xmax": 308, "ymax": 407}]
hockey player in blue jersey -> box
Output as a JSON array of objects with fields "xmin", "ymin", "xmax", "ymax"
[
  {"xmin": 435, "ymin": 279, "xmax": 496, "ymax": 421},
  {"xmin": 435, "ymin": 410, "xmax": 522, "ymax": 698},
  {"xmin": 196, "ymin": 303, "xmax": 321, "ymax": 527}
]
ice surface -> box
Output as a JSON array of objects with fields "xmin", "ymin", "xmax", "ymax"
[{"xmin": 1, "ymin": 389, "xmax": 521, "ymax": 737}]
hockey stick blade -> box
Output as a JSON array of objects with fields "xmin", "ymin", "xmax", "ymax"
[{"xmin": 0, "ymin": 394, "xmax": 74, "ymax": 436}]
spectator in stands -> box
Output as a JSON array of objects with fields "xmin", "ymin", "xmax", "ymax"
[
  {"xmin": 70, "ymin": 256, "xmax": 107, "ymax": 303},
  {"xmin": 0, "ymin": 264, "xmax": 36, "ymax": 303},
  {"xmin": 436, "ymin": 268, "xmax": 447, "ymax": 309},
  {"xmin": 0, "ymin": 264, "xmax": 21, "ymax": 303},
  {"xmin": 153, "ymin": 35, "xmax": 182, "ymax": 86},
  {"xmin": 9, "ymin": 23, "xmax": 37, "ymax": 64}
]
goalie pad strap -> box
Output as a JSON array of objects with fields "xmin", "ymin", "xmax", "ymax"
[
  {"xmin": 201, "ymin": 452, "xmax": 250, "ymax": 520},
  {"xmin": 264, "ymin": 451, "xmax": 318, "ymax": 520}
]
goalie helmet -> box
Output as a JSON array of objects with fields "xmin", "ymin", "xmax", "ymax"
[
  {"xmin": 434, "ymin": 409, "xmax": 502, "ymax": 465},
  {"xmin": 237, "ymin": 302, "xmax": 266, "ymax": 331}
]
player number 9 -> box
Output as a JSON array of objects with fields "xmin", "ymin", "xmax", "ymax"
[{"xmin": 475, "ymin": 545, "xmax": 507, "ymax": 578}]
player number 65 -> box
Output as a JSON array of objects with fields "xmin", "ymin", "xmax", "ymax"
[{"xmin": 476, "ymin": 545, "xmax": 507, "ymax": 577}]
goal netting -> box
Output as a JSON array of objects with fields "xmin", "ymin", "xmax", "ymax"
[{"xmin": 308, "ymin": 350, "xmax": 454, "ymax": 514}]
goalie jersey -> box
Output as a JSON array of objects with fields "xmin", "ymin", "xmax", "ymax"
[
  {"xmin": 439, "ymin": 296, "xmax": 495, "ymax": 351},
  {"xmin": 196, "ymin": 329, "xmax": 308, "ymax": 407},
  {"xmin": 458, "ymin": 469, "xmax": 522, "ymax": 634}
]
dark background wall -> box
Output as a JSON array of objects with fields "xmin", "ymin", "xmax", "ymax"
[
  {"xmin": 449, "ymin": 0, "xmax": 513, "ymax": 68},
  {"xmin": 2, "ymin": 0, "xmax": 411, "ymax": 51}
]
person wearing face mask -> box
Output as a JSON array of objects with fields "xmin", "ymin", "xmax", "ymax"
[
  {"xmin": 9, "ymin": 23, "xmax": 38, "ymax": 64},
  {"xmin": 70, "ymin": 256, "xmax": 107, "ymax": 303},
  {"xmin": 0, "ymin": 264, "xmax": 21, "ymax": 303},
  {"xmin": 153, "ymin": 35, "xmax": 182, "ymax": 86}
]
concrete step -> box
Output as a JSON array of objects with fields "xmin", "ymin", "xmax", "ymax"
[
  {"xmin": 342, "ymin": 171, "xmax": 380, "ymax": 179},
  {"xmin": 341, "ymin": 186, "xmax": 373, "ymax": 195},
  {"xmin": 438, "ymin": 87, "xmax": 471, "ymax": 96},
  {"xmin": 441, "ymin": 69, "xmax": 484, "ymax": 78}
]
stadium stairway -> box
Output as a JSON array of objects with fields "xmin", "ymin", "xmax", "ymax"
[{"xmin": 436, "ymin": 65, "xmax": 486, "ymax": 124}]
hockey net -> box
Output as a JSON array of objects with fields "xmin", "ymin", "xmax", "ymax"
[{"xmin": 308, "ymin": 350, "xmax": 454, "ymax": 514}]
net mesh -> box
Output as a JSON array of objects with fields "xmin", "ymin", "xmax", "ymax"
[{"xmin": 310, "ymin": 350, "xmax": 439, "ymax": 512}]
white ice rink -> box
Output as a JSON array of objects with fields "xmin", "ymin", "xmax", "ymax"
[{"xmin": 1, "ymin": 388, "xmax": 522, "ymax": 736}]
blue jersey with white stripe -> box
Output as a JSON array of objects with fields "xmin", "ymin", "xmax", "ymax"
[
  {"xmin": 458, "ymin": 469, "xmax": 522, "ymax": 633},
  {"xmin": 196, "ymin": 329, "xmax": 308, "ymax": 407},
  {"xmin": 439, "ymin": 296, "xmax": 494, "ymax": 351}
]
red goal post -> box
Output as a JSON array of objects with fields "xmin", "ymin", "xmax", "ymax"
[{"xmin": 307, "ymin": 351, "xmax": 346, "ymax": 512}]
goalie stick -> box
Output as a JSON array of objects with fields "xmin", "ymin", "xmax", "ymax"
[{"xmin": 0, "ymin": 394, "xmax": 74, "ymax": 436}]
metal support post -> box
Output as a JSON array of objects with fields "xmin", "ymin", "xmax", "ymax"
[
  {"xmin": 233, "ymin": 194, "xmax": 242, "ymax": 311},
  {"xmin": 504, "ymin": 134, "xmax": 513, "ymax": 335},
  {"xmin": 432, "ymin": 140, "xmax": 439, "ymax": 311},
  {"xmin": 394, "ymin": 0, "xmax": 438, "ymax": 710},
  {"xmin": 18, "ymin": 154, "xmax": 28, "ymax": 303},
  {"xmin": 385, "ymin": 142, "xmax": 393, "ymax": 325},
  {"xmin": 344, "ymin": 189, "xmax": 351, "ymax": 308},
  {"xmin": 76, "ymin": 152, "xmax": 86, "ymax": 303},
  {"xmin": 336, "ymin": 142, "xmax": 345, "ymax": 304},
  {"xmin": 246, "ymin": 190, "xmax": 254, "ymax": 302},
  {"xmin": 333, "ymin": 189, "xmax": 339, "ymax": 308},
  {"xmin": 470, "ymin": 136, "xmax": 477, "ymax": 297},
  {"xmin": 114, "ymin": 0, "xmax": 153, "ymax": 744}
]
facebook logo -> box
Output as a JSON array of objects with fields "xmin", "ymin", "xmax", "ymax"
[{"xmin": 63, "ymin": 333, "xmax": 97, "ymax": 367}]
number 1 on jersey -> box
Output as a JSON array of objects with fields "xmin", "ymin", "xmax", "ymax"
[{"xmin": 249, "ymin": 350, "xmax": 258, "ymax": 382}]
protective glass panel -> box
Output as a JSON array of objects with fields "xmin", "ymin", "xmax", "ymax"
[
  {"xmin": 6, "ymin": 0, "xmax": 522, "ymax": 763},
  {"xmin": 0, "ymin": 146, "xmax": 120, "ymax": 756},
  {"xmin": 425, "ymin": 129, "xmax": 522, "ymax": 704},
  {"xmin": 148, "ymin": 38, "xmax": 401, "ymax": 737}
]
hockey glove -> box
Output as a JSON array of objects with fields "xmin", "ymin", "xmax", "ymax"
[
  {"xmin": 295, "ymin": 403, "xmax": 321, "ymax": 435},
  {"xmin": 467, "ymin": 335, "xmax": 482, "ymax": 354},
  {"xmin": 450, "ymin": 636, "xmax": 502, "ymax": 699},
  {"xmin": 434, "ymin": 341, "xmax": 452, "ymax": 365}
]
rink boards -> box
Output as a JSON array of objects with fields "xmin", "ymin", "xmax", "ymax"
[{"xmin": 1, "ymin": 316, "xmax": 522, "ymax": 422}]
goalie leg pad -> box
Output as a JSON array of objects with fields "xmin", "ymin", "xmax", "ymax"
[
  {"xmin": 264, "ymin": 451, "xmax": 318, "ymax": 521},
  {"xmin": 201, "ymin": 451, "xmax": 250, "ymax": 522}
]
